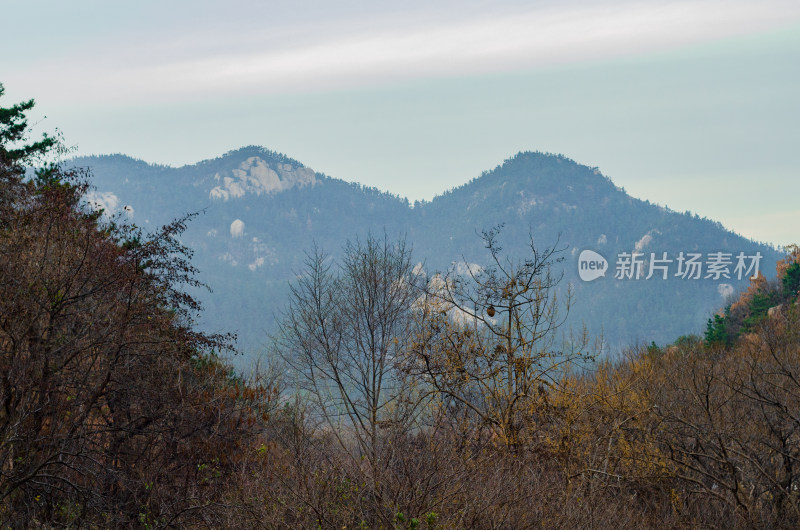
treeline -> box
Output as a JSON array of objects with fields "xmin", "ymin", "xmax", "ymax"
[{"xmin": 3, "ymin": 86, "xmax": 800, "ymax": 528}]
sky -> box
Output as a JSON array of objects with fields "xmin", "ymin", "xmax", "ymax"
[{"xmin": 3, "ymin": 0, "xmax": 799, "ymax": 246}]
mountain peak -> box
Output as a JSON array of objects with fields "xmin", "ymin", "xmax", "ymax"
[
  {"xmin": 207, "ymin": 145, "xmax": 304, "ymax": 168},
  {"xmin": 207, "ymin": 155, "xmax": 316, "ymax": 201},
  {"xmin": 429, "ymin": 150, "xmax": 617, "ymax": 214}
]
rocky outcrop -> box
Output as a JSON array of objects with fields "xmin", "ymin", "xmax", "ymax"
[{"xmin": 209, "ymin": 156, "xmax": 315, "ymax": 200}]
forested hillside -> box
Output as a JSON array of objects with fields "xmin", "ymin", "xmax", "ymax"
[
  {"xmin": 77, "ymin": 148, "xmax": 781, "ymax": 359},
  {"xmin": 3, "ymin": 85, "xmax": 800, "ymax": 528}
]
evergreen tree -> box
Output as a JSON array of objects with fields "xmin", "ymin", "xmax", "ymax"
[
  {"xmin": 704, "ymin": 314, "xmax": 728, "ymax": 346},
  {"xmin": 0, "ymin": 83, "xmax": 54, "ymax": 171},
  {"xmin": 783, "ymin": 262, "xmax": 800, "ymax": 298}
]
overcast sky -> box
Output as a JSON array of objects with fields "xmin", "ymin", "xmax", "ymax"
[{"xmin": 3, "ymin": 0, "xmax": 799, "ymax": 246}]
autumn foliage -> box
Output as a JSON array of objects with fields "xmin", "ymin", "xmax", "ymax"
[
  {"xmin": 3, "ymin": 85, "xmax": 800, "ymax": 528},
  {"xmin": 0, "ymin": 86, "xmax": 275, "ymax": 526}
]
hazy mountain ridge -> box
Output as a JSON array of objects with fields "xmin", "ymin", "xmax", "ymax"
[{"xmin": 71, "ymin": 149, "xmax": 781, "ymax": 361}]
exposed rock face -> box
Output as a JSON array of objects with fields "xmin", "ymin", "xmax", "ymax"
[
  {"xmin": 209, "ymin": 156, "xmax": 316, "ymax": 200},
  {"xmin": 230, "ymin": 219, "xmax": 245, "ymax": 238},
  {"xmin": 768, "ymin": 304, "xmax": 784, "ymax": 318}
]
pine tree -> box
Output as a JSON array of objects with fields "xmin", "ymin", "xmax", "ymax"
[{"xmin": 0, "ymin": 83, "xmax": 54, "ymax": 171}]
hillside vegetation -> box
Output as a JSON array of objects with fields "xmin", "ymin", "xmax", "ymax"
[
  {"xmin": 76, "ymin": 146, "xmax": 781, "ymax": 357},
  {"xmin": 3, "ymin": 86, "xmax": 800, "ymax": 528}
]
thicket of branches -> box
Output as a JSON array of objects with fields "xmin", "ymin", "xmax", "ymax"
[
  {"xmin": 0, "ymin": 85, "xmax": 276, "ymax": 527},
  {"xmin": 255, "ymin": 225, "xmax": 800, "ymax": 529},
  {"xmin": 3, "ymin": 84, "xmax": 800, "ymax": 528}
]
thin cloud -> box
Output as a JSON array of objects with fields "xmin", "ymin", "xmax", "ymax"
[{"xmin": 17, "ymin": 0, "xmax": 800, "ymax": 104}]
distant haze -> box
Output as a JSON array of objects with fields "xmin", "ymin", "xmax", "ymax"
[
  {"xmin": 3, "ymin": 0, "xmax": 799, "ymax": 245},
  {"xmin": 77, "ymin": 148, "xmax": 783, "ymax": 356}
]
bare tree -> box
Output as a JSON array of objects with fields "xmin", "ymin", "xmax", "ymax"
[
  {"xmin": 407, "ymin": 225, "xmax": 595, "ymax": 448},
  {"xmin": 652, "ymin": 307, "xmax": 800, "ymax": 527},
  {"xmin": 275, "ymin": 233, "xmax": 425, "ymax": 521}
]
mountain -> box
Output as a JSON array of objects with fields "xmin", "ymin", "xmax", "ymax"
[{"xmin": 73, "ymin": 147, "xmax": 782, "ymax": 364}]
